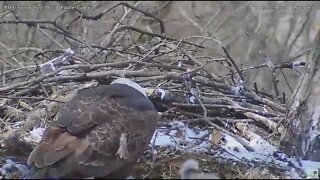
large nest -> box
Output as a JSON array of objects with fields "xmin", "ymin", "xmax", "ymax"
[{"xmin": 0, "ymin": 2, "xmax": 313, "ymax": 179}]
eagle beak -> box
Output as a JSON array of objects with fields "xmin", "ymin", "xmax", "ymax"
[
  {"xmin": 144, "ymin": 88, "xmax": 156, "ymax": 97},
  {"xmin": 144, "ymin": 88, "xmax": 166, "ymax": 100}
]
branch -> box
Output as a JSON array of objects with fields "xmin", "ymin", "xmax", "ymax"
[
  {"xmin": 103, "ymin": 25, "xmax": 204, "ymax": 48},
  {"xmin": 221, "ymin": 46, "xmax": 245, "ymax": 82}
]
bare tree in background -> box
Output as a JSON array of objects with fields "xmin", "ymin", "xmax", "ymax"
[{"xmin": 280, "ymin": 30, "xmax": 320, "ymax": 162}]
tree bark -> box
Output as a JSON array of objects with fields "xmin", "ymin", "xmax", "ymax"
[{"xmin": 280, "ymin": 30, "xmax": 320, "ymax": 161}]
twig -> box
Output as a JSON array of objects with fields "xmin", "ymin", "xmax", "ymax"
[
  {"xmin": 149, "ymin": 1, "xmax": 172, "ymax": 14},
  {"xmin": 0, "ymin": 41, "xmax": 24, "ymax": 68},
  {"xmin": 286, "ymin": 12, "xmax": 310, "ymax": 59},
  {"xmin": 179, "ymin": 117, "xmax": 255, "ymax": 125},
  {"xmin": 193, "ymin": 76, "xmax": 286, "ymax": 113},
  {"xmin": 204, "ymin": 5, "xmax": 223, "ymax": 29},
  {"xmin": 191, "ymin": 132, "xmax": 211, "ymax": 146},
  {"xmin": 75, "ymin": 2, "xmax": 165, "ymax": 34},
  {"xmin": 280, "ymin": 69, "xmax": 293, "ymax": 94},
  {"xmin": 215, "ymin": 2, "xmax": 250, "ymax": 32},
  {"xmin": 0, "ymin": 95, "xmax": 67, "ymax": 103},
  {"xmin": 180, "ymin": 48, "xmax": 224, "ymax": 82},
  {"xmin": 0, "ymin": 59, "xmax": 191, "ymax": 93},
  {"xmin": 36, "ymin": 26, "xmax": 64, "ymax": 49},
  {"xmin": 173, "ymin": 103, "xmax": 279, "ymax": 118},
  {"xmin": 184, "ymin": 35, "xmax": 221, "ymax": 45},
  {"xmin": 103, "ymin": 25, "xmax": 204, "ymax": 48},
  {"xmin": 272, "ymin": 72, "xmax": 280, "ymax": 101},
  {"xmin": 0, "ymin": 20, "xmax": 70, "ymax": 35},
  {"xmin": 221, "ymin": 46, "xmax": 245, "ymax": 82},
  {"xmin": 151, "ymin": 131, "xmax": 158, "ymax": 168},
  {"xmin": 210, "ymin": 122, "xmax": 255, "ymax": 152},
  {"xmin": 222, "ymin": 60, "xmax": 307, "ymax": 78},
  {"xmin": 224, "ymin": 97, "xmax": 277, "ymax": 131},
  {"xmin": 100, "ymin": 1, "xmax": 142, "ymax": 46},
  {"xmin": 0, "ymin": 10, "xmax": 11, "ymax": 19},
  {"xmin": 188, "ymin": 85, "xmax": 255, "ymax": 152}
]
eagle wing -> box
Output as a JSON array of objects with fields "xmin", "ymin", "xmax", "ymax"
[{"xmin": 27, "ymin": 84, "xmax": 160, "ymax": 178}]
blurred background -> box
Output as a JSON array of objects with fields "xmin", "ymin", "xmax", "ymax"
[{"xmin": 0, "ymin": 1, "xmax": 319, "ymax": 102}]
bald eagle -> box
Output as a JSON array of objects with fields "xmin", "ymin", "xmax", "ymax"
[{"xmin": 27, "ymin": 78, "xmax": 161, "ymax": 179}]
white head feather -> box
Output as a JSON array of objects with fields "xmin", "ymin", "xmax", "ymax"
[
  {"xmin": 180, "ymin": 159, "xmax": 221, "ymax": 179},
  {"xmin": 180, "ymin": 159, "xmax": 199, "ymax": 179},
  {"xmin": 111, "ymin": 78, "xmax": 147, "ymax": 97}
]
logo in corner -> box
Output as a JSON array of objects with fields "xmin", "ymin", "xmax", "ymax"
[{"xmin": 306, "ymin": 169, "xmax": 319, "ymax": 179}]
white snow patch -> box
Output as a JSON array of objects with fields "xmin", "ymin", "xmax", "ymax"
[
  {"xmin": 152, "ymin": 130, "xmax": 176, "ymax": 146},
  {"xmin": 12, "ymin": 121, "xmax": 23, "ymax": 129},
  {"xmin": 307, "ymin": 105, "xmax": 320, "ymax": 151},
  {"xmin": 151, "ymin": 121, "xmax": 320, "ymax": 178},
  {"xmin": 220, "ymin": 132, "xmax": 320, "ymax": 174},
  {"xmin": 219, "ymin": 132, "xmax": 278, "ymax": 162},
  {"xmin": 64, "ymin": 47, "xmax": 75, "ymax": 55},
  {"xmin": 24, "ymin": 127, "xmax": 45, "ymax": 143},
  {"xmin": 151, "ymin": 121, "xmax": 210, "ymax": 152},
  {"xmin": 58, "ymin": 70, "xmax": 70, "ymax": 76},
  {"xmin": 169, "ymin": 121, "xmax": 185, "ymax": 129}
]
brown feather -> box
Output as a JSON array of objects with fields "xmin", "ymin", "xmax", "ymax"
[
  {"xmin": 77, "ymin": 145, "xmax": 95, "ymax": 165},
  {"xmin": 27, "ymin": 144, "xmax": 41, "ymax": 166},
  {"xmin": 34, "ymin": 144, "xmax": 50, "ymax": 168},
  {"xmin": 42, "ymin": 127, "xmax": 62, "ymax": 143},
  {"xmin": 48, "ymin": 154, "xmax": 78, "ymax": 178},
  {"xmin": 71, "ymin": 112, "xmax": 94, "ymax": 127},
  {"xmin": 75, "ymin": 136, "xmax": 91, "ymax": 156},
  {"xmin": 53, "ymin": 132, "xmax": 76, "ymax": 150},
  {"xmin": 43, "ymin": 137, "xmax": 77, "ymax": 166}
]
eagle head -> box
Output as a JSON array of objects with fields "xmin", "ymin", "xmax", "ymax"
[
  {"xmin": 180, "ymin": 159, "xmax": 221, "ymax": 179},
  {"xmin": 180, "ymin": 159, "xmax": 200, "ymax": 178}
]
